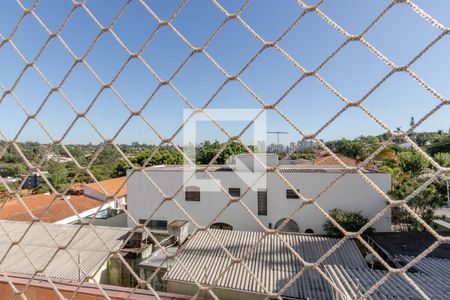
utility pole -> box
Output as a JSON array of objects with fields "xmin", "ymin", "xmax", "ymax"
[{"xmin": 267, "ymin": 131, "xmax": 288, "ymax": 146}]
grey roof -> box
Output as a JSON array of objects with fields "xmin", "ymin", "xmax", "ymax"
[
  {"xmin": 0, "ymin": 220, "xmax": 129, "ymax": 282},
  {"xmin": 369, "ymin": 231, "xmax": 450, "ymax": 259},
  {"xmin": 325, "ymin": 264, "xmax": 450, "ymax": 300},
  {"xmin": 164, "ymin": 229, "xmax": 366, "ymax": 299},
  {"xmin": 140, "ymin": 247, "xmax": 178, "ymax": 269},
  {"xmin": 143, "ymin": 165, "xmax": 378, "ymax": 173},
  {"xmin": 399, "ymin": 255, "xmax": 450, "ymax": 278}
]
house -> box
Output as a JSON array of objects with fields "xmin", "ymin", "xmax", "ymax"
[
  {"xmin": 83, "ymin": 176, "xmax": 127, "ymax": 206},
  {"xmin": 20, "ymin": 171, "xmax": 48, "ymax": 189},
  {"xmin": 0, "ymin": 220, "xmax": 128, "ymax": 284},
  {"xmin": 126, "ymin": 153, "xmax": 391, "ymax": 234},
  {"xmin": 0, "ymin": 194, "xmax": 113, "ymax": 224},
  {"xmin": 312, "ymin": 154, "xmax": 358, "ymax": 167},
  {"xmin": 140, "ymin": 228, "xmax": 368, "ymax": 299},
  {"xmin": 82, "ymin": 177, "xmax": 128, "ymax": 227}
]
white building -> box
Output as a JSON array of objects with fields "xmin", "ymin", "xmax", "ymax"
[{"xmin": 127, "ymin": 154, "xmax": 391, "ymax": 234}]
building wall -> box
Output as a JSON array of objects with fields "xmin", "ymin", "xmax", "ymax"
[
  {"xmin": 127, "ymin": 170, "xmax": 391, "ymax": 234},
  {"xmin": 167, "ymin": 281, "xmax": 264, "ymax": 300},
  {"xmin": 91, "ymin": 212, "xmax": 128, "ymax": 227}
]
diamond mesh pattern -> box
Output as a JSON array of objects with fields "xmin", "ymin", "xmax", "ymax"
[{"xmin": 0, "ymin": 0, "xmax": 449, "ymax": 299}]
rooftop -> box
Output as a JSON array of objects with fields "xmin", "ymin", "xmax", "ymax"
[
  {"xmin": 369, "ymin": 231, "xmax": 450, "ymax": 259},
  {"xmin": 325, "ymin": 263, "xmax": 450, "ymax": 299},
  {"xmin": 312, "ymin": 154, "xmax": 358, "ymax": 167},
  {"xmin": 0, "ymin": 194, "xmax": 104, "ymax": 223},
  {"xmin": 0, "ymin": 220, "xmax": 129, "ymax": 282},
  {"xmin": 163, "ymin": 229, "xmax": 367, "ymax": 299},
  {"xmin": 83, "ymin": 176, "xmax": 127, "ymax": 198},
  {"xmin": 142, "ymin": 164, "xmax": 379, "ymax": 173}
]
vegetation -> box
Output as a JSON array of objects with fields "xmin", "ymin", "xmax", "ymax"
[
  {"xmin": 323, "ymin": 209, "xmax": 374, "ymax": 237},
  {"xmin": 196, "ymin": 141, "xmax": 251, "ymax": 165},
  {"xmin": 1, "ymin": 130, "xmax": 449, "ymax": 232}
]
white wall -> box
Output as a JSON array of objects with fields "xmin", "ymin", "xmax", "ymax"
[{"xmin": 126, "ymin": 169, "xmax": 391, "ymax": 234}]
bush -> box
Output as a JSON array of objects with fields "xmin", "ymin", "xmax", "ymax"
[{"xmin": 323, "ymin": 208, "xmax": 374, "ymax": 237}]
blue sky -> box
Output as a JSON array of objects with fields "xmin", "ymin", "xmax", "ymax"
[{"xmin": 0, "ymin": 0, "xmax": 449, "ymax": 145}]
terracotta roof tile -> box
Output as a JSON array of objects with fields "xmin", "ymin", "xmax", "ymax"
[
  {"xmin": 313, "ymin": 154, "xmax": 358, "ymax": 167},
  {"xmin": 0, "ymin": 194, "xmax": 103, "ymax": 223},
  {"xmin": 84, "ymin": 177, "xmax": 127, "ymax": 198}
]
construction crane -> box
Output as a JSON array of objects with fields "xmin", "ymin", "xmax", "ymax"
[{"xmin": 267, "ymin": 131, "xmax": 288, "ymax": 145}]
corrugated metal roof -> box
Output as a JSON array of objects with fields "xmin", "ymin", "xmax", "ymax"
[
  {"xmin": 0, "ymin": 220, "xmax": 129, "ymax": 282},
  {"xmin": 325, "ymin": 264, "xmax": 450, "ymax": 300},
  {"xmin": 400, "ymin": 255, "xmax": 450, "ymax": 278},
  {"xmin": 143, "ymin": 165, "xmax": 378, "ymax": 173},
  {"xmin": 163, "ymin": 229, "xmax": 366, "ymax": 299},
  {"xmin": 140, "ymin": 247, "xmax": 178, "ymax": 269}
]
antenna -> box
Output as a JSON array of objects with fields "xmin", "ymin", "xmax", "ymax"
[{"xmin": 267, "ymin": 131, "xmax": 288, "ymax": 145}]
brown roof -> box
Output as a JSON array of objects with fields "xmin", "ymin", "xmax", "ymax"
[
  {"xmin": 313, "ymin": 154, "xmax": 358, "ymax": 167},
  {"xmin": 0, "ymin": 194, "xmax": 103, "ymax": 223},
  {"xmin": 84, "ymin": 177, "xmax": 127, "ymax": 198}
]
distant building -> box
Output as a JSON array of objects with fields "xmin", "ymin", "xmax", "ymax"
[
  {"xmin": 127, "ymin": 153, "xmax": 391, "ymax": 234},
  {"xmin": 20, "ymin": 171, "xmax": 48, "ymax": 189},
  {"xmin": 296, "ymin": 139, "xmax": 322, "ymax": 150},
  {"xmin": 45, "ymin": 152, "xmax": 74, "ymax": 163},
  {"xmin": 256, "ymin": 140, "xmax": 266, "ymax": 152}
]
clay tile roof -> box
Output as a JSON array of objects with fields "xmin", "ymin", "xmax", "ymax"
[
  {"xmin": 313, "ymin": 154, "xmax": 358, "ymax": 167},
  {"xmin": 84, "ymin": 177, "xmax": 127, "ymax": 198},
  {"xmin": 0, "ymin": 194, "xmax": 103, "ymax": 223}
]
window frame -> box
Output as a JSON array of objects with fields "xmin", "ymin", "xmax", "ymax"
[
  {"xmin": 228, "ymin": 187, "xmax": 241, "ymax": 197},
  {"xmin": 185, "ymin": 186, "xmax": 201, "ymax": 201},
  {"xmin": 257, "ymin": 189, "xmax": 267, "ymax": 216},
  {"xmin": 140, "ymin": 219, "xmax": 168, "ymax": 230},
  {"xmin": 286, "ymin": 189, "xmax": 300, "ymax": 199}
]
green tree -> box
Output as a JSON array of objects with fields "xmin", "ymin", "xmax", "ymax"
[
  {"xmin": 427, "ymin": 134, "xmax": 450, "ymax": 155},
  {"xmin": 290, "ymin": 151, "xmax": 315, "ymax": 161},
  {"xmin": 33, "ymin": 173, "xmax": 68, "ymax": 194},
  {"xmin": 323, "ymin": 208, "xmax": 374, "ymax": 237},
  {"xmin": 434, "ymin": 152, "xmax": 450, "ymax": 167},
  {"xmin": 196, "ymin": 141, "xmax": 249, "ymax": 164},
  {"xmin": 0, "ymin": 162, "xmax": 27, "ymax": 177},
  {"xmin": 398, "ymin": 151, "xmax": 428, "ymax": 176},
  {"xmin": 113, "ymin": 147, "xmax": 183, "ymax": 176},
  {"xmin": 326, "ymin": 139, "xmax": 369, "ymax": 160},
  {"xmin": 389, "ymin": 175, "xmax": 447, "ymax": 230}
]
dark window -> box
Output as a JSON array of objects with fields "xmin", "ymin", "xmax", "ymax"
[
  {"xmin": 257, "ymin": 190, "xmax": 267, "ymax": 216},
  {"xmin": 139, "ymin": 219, "xmax": 168, "ymax": 230},
  {"xmin": 305, "ymin": 229, "xmax": 314, "ymax": 234},
  {"xmin": 229, "ymin": 188, "xmax": 241, "ymax": 197},
  {"xmin": 210, "ymin": 223, "xmax": 233, "ymax": 230},
  {"xmin": 185, "ymin": 186, "xmax": 200, "ymax": 201},
  {"xmin": 149, "ymin": 220, "xmax": 168, "ymax": 230},
  {"xmin": 286, "ymin": 189, "xmax": 300, "ymax": 199}
]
